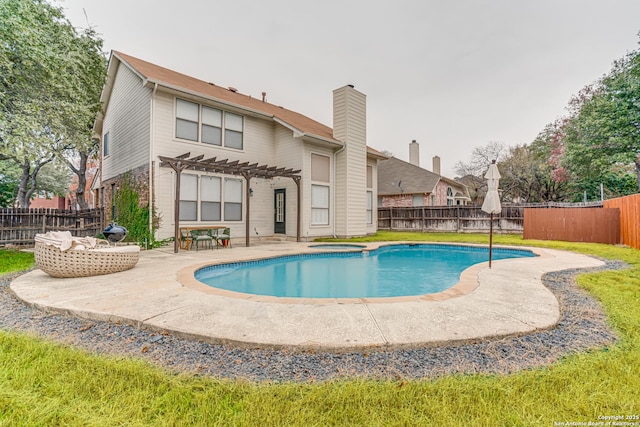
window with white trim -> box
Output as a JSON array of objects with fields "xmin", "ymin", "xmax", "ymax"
[
  {"xmin": 176, "ymin": 99, "xmax": 199, "ymax": 142},
  {"xmin": 103, "ymin": 131, "xmax": 110, "ymax": 156},
  {"xmin": 366, "ymin": 165, "xmax": 373, "ymax": 224},
  {"xmin": 311, "ymin": 153, "xmax": 331, "ymax": 225},
  {"xmin": 179, "ymin": 174, "xmax": 198, "ymax": 220},
  {"xmin": 201, "ymin": 106, "xmax": 222, "ymax": 146},
  {"xmin": 179, "ymin": 174, "xmax": 242, "ymax": 222},
  {"xmin": 175, "ymin": 98, "xmax": 243, "ymax": 149},
  {"xmin": 224, "ymin": 178, "xmax": 243, "ymax": 221},
  {"xmin": 311, "ymin": 185, "xmax": 329, "ymax": 225},
  {"xmin": 224, "ymin": 113, "xmax": 243, "ymax": 149},
  {"xmin": 447, "ymin": 187, "xmax": 454, "ymax": 206},
  {"xmin": 201, "ymin": 176, "xmax": 221, "ymax": 221}
]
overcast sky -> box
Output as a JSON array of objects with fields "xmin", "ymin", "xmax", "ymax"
[{"xmin": 59, "ymin": 0, "xmax": 640, "ymax": 177}]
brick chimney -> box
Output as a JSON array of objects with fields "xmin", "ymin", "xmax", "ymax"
[{"xmin": 409, "ymin": 140, "xmax": 420, "ymax": 166}]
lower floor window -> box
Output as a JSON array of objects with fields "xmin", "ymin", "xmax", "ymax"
[
  {"xmin": 179, "ymin": 173, "xmax": 243, "ymax": 221},
  {"xmin": 366, "ymin": 191, "xmax": 373, "ymax": 224},
  {"xmin": 224, "ymin": 178, "xmax": 243, "ymax": 221},
  {"xmin": 311, "ymin": 184, "xmax": 329, "ymax": 225}
]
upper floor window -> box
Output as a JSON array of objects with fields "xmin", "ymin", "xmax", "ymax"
[
  {"xmin": 202, "ymin": 106, "xmax": 222, "ymax": 145},
  {"xmin": 366, "ymin": 165, "xmax": 373, "ymax": 188},
  {"xmin": 447, "ymin": 187, "xmax": 454, "ymax": 206},
  {"xmin": 176, "ymin": 99, "xmax": 199, "ymax": 141},
  {"xmin": 103, "ymin": 131, "xmax": 110, "ymax": 156},
  {"xmin": 175, "ymin": 98, "xmax": 243, "ymax": 149}
]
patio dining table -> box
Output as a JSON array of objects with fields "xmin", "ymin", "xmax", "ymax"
[{"xmin": 179, "ymin": 225, "xmax": 226, "ymax": 250}]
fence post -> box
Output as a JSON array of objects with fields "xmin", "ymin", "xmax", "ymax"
[{"xmin": 41, "ymin": 215, "xmax": 46, "ymax": 234}]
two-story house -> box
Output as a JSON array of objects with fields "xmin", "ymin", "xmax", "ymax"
[{"xmin": 93, "ymin": 51, "xmax": 386, "ymax": 248}]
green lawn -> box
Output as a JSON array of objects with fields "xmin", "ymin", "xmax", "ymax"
[
  {"xmin": 1, "ymin": 232, "xmax": 639, "ymax": 426},
  {"xmin": 0, "ymin": 248, "xmax": 34, "ymax": 275}
]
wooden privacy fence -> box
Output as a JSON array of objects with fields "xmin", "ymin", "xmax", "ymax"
[
  {"xmin": 604, "ymin": 194, "xmax": 640, "ymax": 249},
  {"xmin": 377, "ymin": 206, "xmax": 525, "ymax": 233},
  {"xmin": 523, "ymin": 207, "xmax": 620, "ymax": 244},
  {"xmin": 0, "ymin": 208, "xmax": 103, "ymax": 247}
]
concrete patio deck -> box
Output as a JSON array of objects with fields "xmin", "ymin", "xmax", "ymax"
[{"xmin": 9, "ymin": 242, "xmax": 604, "ymax": 350}]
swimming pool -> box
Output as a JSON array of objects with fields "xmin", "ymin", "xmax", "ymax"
[
  {"xmin": 194, "ymin": 244, "xmax": 535, "ymax": 299},
  {"xmin": 308, "ymin": 243, "xmax": 367, "ymax": 250}
]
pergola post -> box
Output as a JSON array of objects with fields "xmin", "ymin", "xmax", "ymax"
[
  {"xmin": 243, "ymin": 172, "xmax": 251, "ymax": 247},
  {"xmin": 294, "ymin": 176, "xmax": 301, "ymax": 242},
  {"xmin": 168, "ymin": 162, "xmax": 188, "ymax": 253}
]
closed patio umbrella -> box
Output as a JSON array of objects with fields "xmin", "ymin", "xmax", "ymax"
[{"xmin": 481, "ymin": 160, "xmax": 501, "ymax": 268}]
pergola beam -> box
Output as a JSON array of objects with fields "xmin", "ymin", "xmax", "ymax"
[{"xmin": 159, "ymin": 153, "xmax": 302, "ymax": 249}]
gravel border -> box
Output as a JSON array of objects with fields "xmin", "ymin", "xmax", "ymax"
[{"xmin": 0, "ymin": 260, "xmax": 624, "ymax": 382}]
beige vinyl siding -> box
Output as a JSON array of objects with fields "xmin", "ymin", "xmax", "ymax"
[
  {"xmin": 333, "ymin": 86, "xmax": 367, "ymax": 237},
  {"xmin": 152, "ymin": 91, "xmax": 287, "ymax": 240},
  {"xmin": 102, "ymin": 63, "xmax": 151, "ymax": 180},
  {"xmin": 272, "ymin": 124, "xmax": 303, "ymax": 238}
]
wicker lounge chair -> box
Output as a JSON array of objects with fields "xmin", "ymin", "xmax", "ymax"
[{"xmin": 34, "ymin": 231, "xmax": 140, "ymax": 278}]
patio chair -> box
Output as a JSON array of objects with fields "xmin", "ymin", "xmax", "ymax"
[
  {"xmin": 216, "ymin": 227, "xmax": 231, "ymax": 248},
  {"xmin": 180, "ymin": 229, "xmax": 192, "ymax": 250},
  {"xmin": 190, "ymin": 229, "xmax": 213, "ymax": 251}
]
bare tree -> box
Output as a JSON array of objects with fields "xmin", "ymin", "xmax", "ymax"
[{"xmin": 454, "ymin": 141, "xmax": 507, "ymax": 178}]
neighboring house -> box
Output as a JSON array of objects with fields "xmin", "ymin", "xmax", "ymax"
[
  {"xmin": 30, "ymin": 192, "xmax": 68, "ymax": 210},
  {"xmin": 93, "ymin": 51, "xmax": 386, "ymax": 245},
  {"xmin": 378, "ymin": 141, "xmax": 470, "ymax": 207}
]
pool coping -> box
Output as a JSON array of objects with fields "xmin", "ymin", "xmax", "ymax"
[
  {"xmin": 177, "ymin": 242, "xmax": 550, "ymax": 304},
  {"xmin": 9, "ymin": 242, "xmax": 604, "ymax": 351}
]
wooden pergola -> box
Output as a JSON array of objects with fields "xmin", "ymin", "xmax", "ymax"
[{"xmin": 159, "ymin": 152, "xmax": 301, "ymax": 253}]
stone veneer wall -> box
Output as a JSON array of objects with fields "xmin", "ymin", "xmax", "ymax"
[{"xmin": 101, "ymin": 164, "xmax": 150, "ymax": 224}]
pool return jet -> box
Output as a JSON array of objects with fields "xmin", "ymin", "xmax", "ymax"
[{"xmin": 481, "ymin": 160, "xmax": 502, "ymax": 268}]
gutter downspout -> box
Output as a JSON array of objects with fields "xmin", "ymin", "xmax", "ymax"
[
  {"xmin": 149, "ymin": 82, "xmax": 158, "ymax": 246},
  {"xmin": 332, "ymin": 143, "xmax": 346, "ymax": 238}
]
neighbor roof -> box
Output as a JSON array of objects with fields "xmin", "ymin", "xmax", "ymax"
[
  {"xmin": 378, "ymin": 157, "xmax": 441, "ymax": 195},
  {"xmin": 102, "ymin": 51, "xmax": 385, "ymax": 159},
  {"xmin": 377, "ymin": 157, "xmax": 468, "ymax": 196}
]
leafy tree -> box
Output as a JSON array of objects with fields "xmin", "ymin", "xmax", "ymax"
[
  {"xmin": 35, "ymin": 161, "xmax": 72, "ymax": 198},
  {"xmin": 0, "ymin": 0, "xmax": 106, "ymax": 208},
  {"xmin": 561, "ymin": 41, "xmax": 640, "ymax": 193},
  {"xmin": 499, "ymin": 143, "xmax": 569, "ymax": 203},
  {"xmin": 455, "ymin": 140, "xmax": 572, "ymax": 204},
  {"xmin": 0, "ymin": 161, "xmax": 20, "ymax": 207}
]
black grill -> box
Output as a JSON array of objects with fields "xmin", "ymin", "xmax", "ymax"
[{"xmin": 103, "ymin": 223, "xmax": 128, "ymax": 243}]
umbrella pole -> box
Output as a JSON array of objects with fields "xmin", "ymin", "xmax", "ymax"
[{"xmin": 489, "ymin": 212, "xmax": 493, "ymax": 268}]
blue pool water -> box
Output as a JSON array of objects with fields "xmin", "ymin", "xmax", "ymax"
[{"xmin": 195, "ymin": 244, "xmax": 535, "ymax": 299}]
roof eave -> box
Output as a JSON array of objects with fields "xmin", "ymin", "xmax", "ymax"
[
  {"xmin": 145, "ymin": 79, "xmax": 274, "ymax": 120},
  {"xmin": 367, "ymin": 148, "xmax": 389, "ymax": 160},
  {"xmin": 272, "ymin": 117, "xmax": 344, "ymax": 148}
]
